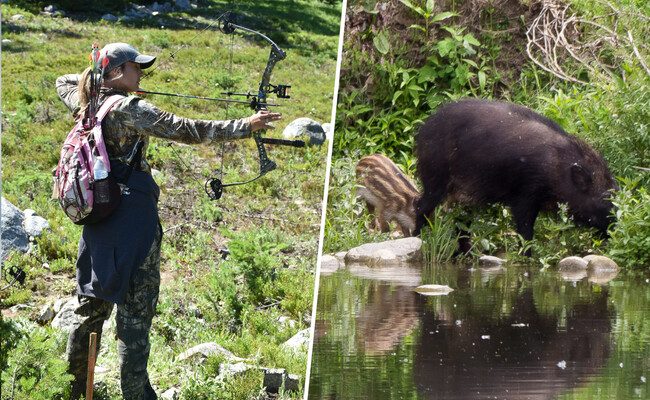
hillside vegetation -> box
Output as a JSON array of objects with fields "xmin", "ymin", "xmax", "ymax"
[
  {"xmin": 0, "ymin": 1, "xmax": 340, "ymax": 399},
  {"xmin": 326, "ymin": 0, "xmax": 649, "ymax": 269}
]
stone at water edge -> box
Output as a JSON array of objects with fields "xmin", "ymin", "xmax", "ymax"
[
  {"xmin": 479, "ymin": 255, "xmax": 506, "ymax": 267},
  {"xmin": 557, "ymin": 256, "xmax": 588, "ymax": 271},
  {"xmin": 584, "ymin": 255, "xmax": 619, "ymax": 271},
  {"xmin": 319, "ymin": 254, "xmax": 341, "ymax": 274},
  {"xmin": 414, "ymin": 284, "xmax": 454, "ymax": 296},
  {"xmin": 344, "ymin": 237, "xmax": 423, "ymax": 266}
]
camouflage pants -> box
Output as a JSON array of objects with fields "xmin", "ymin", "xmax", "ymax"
[{"xmin": 67, "ymin": 227, "xmax": 162, "ymax": 400}]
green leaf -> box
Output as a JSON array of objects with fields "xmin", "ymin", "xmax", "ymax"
[
  {"xmin": 399, "ymin": 0, "xmax": 426, "ymax": 16},
  {"xmin": 478, "ymin": 70, "xmax": 487, "ymax": 91},
  {"xmin": 426, "ymin": 0, "xmax": 436, "ymax": 13},
  {"xmin": 417, "ymin": 65, "xmax": 438, "ymax": 83},
  {"xmin": 437, "ymin": 39, "xmax": 455, "ymax": 57},
  {"xmin": 463, "ymin": 34, "xmax": 480, "ymax": 46},
  {"xmin": 373, "ymin": 30, "xmax": 390, "ymax": 55},
  {"xmin": 392, "ymin": 90, "xmax": 403, "ymax": 105},
  {"xmin": 462, "ymin": 58, "xmax": 478, "ymax": 68},
  {"xmin": 432, "ymin": 11, "xmax": 456, "ymax": 23}
]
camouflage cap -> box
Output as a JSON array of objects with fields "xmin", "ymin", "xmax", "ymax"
[{"xmin": 99, "ymin": 43, "xmax": 156, "ymax": 74}]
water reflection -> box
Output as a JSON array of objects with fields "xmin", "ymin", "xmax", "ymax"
[{"xmin": 309, "ymin": 263, "xmax": 650, "ymax": 400}]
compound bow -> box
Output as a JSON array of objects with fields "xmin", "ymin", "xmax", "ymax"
[{"xmin": 140, "ymin": 11, "xmax": 305, "ymax": 200}]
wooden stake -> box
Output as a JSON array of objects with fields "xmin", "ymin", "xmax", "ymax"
[{"xmin": 86, "ymin": 332, "xmax": 98, "ymax": 400}]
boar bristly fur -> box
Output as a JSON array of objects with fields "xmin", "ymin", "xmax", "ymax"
[
  {"xmin": 414, "ymin": 99, "xmax": 617, "ymax": 253},
  {"xmin": 356, "ymin": 154, "xmax": 420, "ymax": 236}
]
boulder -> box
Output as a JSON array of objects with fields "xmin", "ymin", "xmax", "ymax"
[
  {"xmin": 345, "ymin": 237, "xmax": 422, "ymax": 266},
  {"xmin": 23, "ymin": 209, "xmax": 49, "ymax": 237},
  {"xmin": 51, "ymin": 297, "xmax": 82, "ymax": 331},
  {"xmin": 1, "ymin": 197, "xmax": 30, "ymax": 254},
  {"xmin": 37, "ymin": 303, "xmax": 55, "ymax": 325},
  {"xmin": 322, "ymin": 122, "xmax": 333, "ymax": 142},
  {"xmin": 101, "ymin": 14, "xmax": 118, "ymax": 22},
  {"xmin": 216, "ymin": 362, "xmax": 257, "ymax": 381},
  {"xmin": 584, "ymin": 255, "xmax": 619, "ymax": 272},
  {"xmin": 161, "ymin": 387, "xmax": 181, "ymax": 400},
  {"xmin": 263, "ymin": 368, "xmax": 285, "ymax": 393},
  {"xmin": 177, "ymin": 342, "xmax": 245, "ymax": 363},
  {"xmin": 478, "ymin": 255, "xmax": 506, "ymax": 267},
  {"xmin": 282, "ymin": 118, "xmax": 326, "ymax": 146},
  {"xmin": 262, "ymin": 368, "xmax": 300, "ymax": 393},
  {"xmin": 277, "ymin": 316, "xmax": 297, "ymax": 329},
  {"xmin": 557, "ymin": 256, "xmax": 588, "ymax": 271},
  {"xmin": 282, "ymin": 328, "xmax": 310, "ymax": 352}
]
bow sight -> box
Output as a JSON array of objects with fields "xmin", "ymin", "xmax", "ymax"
[{"xmin": 205, "ymin": 11, "xmax": 304, "ymax": 200}]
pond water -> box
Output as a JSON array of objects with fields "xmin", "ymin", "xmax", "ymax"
[{"xmin": 308, "ymin": 262, "xmax": 650, "ymax": 400}]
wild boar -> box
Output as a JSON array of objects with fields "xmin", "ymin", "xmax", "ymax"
[
  {"xmin": 356, "ymin": 154, "xmax": 420, "ymax": 236},
  {"xmin": 414, "ymin": 99, "xmax": 617, "ymax": 253}
]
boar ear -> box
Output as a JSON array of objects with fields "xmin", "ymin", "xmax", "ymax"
[{"xmin": 571, "ymin": 163, "xmax": 592, "ymax": 192}]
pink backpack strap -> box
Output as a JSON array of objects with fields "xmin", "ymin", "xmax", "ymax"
[
  {"xmin": 96, "ymin": 94, "xmax": 125, "ymax": 123},
  {"xmin": 91, "ymin": 94, "xmax": 126, "ymax": 172}
]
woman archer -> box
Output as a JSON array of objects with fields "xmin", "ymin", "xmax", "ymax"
[{"xmin": 56, "ymin": 42, "xmax": 280, "ymax": 400}]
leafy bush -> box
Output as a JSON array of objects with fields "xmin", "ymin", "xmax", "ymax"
[
  {"xmin": 607, "ymin": 181, "xmax": 650, "ymax": 269},
  {"xmin": 0, "ymin": 320, "xmax": 73, "ymax": 400}
]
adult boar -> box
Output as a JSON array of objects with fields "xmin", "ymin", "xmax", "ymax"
[{"xmin": 414, "ymin": 99, "xmax": 617, "ymax": 254}]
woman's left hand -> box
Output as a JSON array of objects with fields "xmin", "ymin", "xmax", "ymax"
[{"xmin": 247, "ymin": 110, "xmax": 282, "ymax": 132}]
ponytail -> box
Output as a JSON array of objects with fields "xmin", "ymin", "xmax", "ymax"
[
  {"xmin": 77, "ymin": 65, "xmax": 124, "ymax": 118},
  {"xmin": 77, "ymin": 66, "xmax": 93, "ymax": 118}
]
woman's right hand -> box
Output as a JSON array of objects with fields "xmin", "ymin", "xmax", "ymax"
[{"xmin": 247, "ymin": 110, "xmax": 282, "ymax": 132}]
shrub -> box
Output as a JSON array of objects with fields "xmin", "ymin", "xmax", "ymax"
[{"xmin": 607, "ymin": 181, "xmax": 650, "ymax": 269}]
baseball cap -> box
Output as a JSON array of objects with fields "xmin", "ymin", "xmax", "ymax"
[{"xmin": 99, "ymin": 43, "xmax": 156, "ymax": 74}]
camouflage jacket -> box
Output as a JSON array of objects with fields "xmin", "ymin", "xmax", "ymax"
[{"xmin": 56, "ymin": 74, "xmax": 251, "ymax": 172}]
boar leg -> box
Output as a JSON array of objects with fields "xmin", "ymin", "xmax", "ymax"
[
  {"xmin": 457, "ymin": 229, "xmax": 472, "ymax": 255},
  {"xmin": 377, "ymin": 208, "xmax": 390, "ymax": 232},
  {"xmin": 414, "ymin": 181, "xmax": 448, "ymax": 235},
  {"xmin": 399, "ymin": 224, "xmax": 412, "ymax": 237},
  {"xmin": 511, "ymin": 201, "xmax": 541, "ymax": 257}
]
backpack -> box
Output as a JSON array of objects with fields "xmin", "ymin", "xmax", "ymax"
[{"xmin": 53, "ymin": 94, "xmax": 127, "ymax": 225}]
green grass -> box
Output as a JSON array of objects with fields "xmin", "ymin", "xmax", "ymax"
[{"xmin": 1, "ymin": 1, "xmax": 340, "ymax": 398}]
